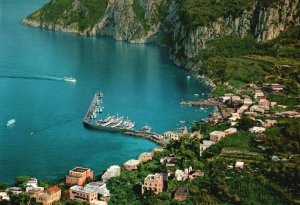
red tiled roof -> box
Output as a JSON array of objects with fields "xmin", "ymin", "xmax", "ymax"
[{"xmin": 47, "ymin": 186, "xmax": 61, "ymax": 193}]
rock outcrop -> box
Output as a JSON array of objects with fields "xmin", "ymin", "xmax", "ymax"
[{"xmin": 22, "ymin": 0, "xmax": 300, "ymax": 70}]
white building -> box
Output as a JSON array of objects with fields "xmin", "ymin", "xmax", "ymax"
[
  {"xmin": 86, "ymin": 182, "xmax": 110, "ymax": 197},
  {"xmin": 163, "ymin": 131, "xmax": 181, "ymax": 141},
  {"xmin": 199, "ymin": 140, "xmax": 215, "ymax": 156},
  {"xmin": 0, "ymin": 192, "xmax": 10, "ymax": 201},
  {"xmin": 249, "ymin": 127, "xmax": 266, "ymax": 133},
  {"xmin": 124, "ymin": 159, "xmax": 140, "ymax": 171},
  {"xmin": 101, "ymin": 165, "xmax": 121, "ymax": 182},
  {"xmin": 26, "ymin": 178, "xmax": 44, "ymax": 193}
]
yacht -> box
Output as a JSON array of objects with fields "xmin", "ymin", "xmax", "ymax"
[
  {"xmin": 140, "ymin": 125, "xmax": 151, "ymax": 132},
  {"xmin": 64, "ymin": 77, "xmax": 76, "ymax": 83},
  {"xmin": 6, "ymin": 119, "xmax": 16, "ymax": 127}
]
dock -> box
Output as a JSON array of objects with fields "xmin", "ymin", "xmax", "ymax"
[
  {"xmin": 83, "ymin": 92, "xmax": 101, "ymax": 124},
  {"xmin": 83, "ymin": 92, "xmax": 165, "ymax": 146},
  {"xmin": 180, "ymin": 100, "xmax": 231, "ymax": 119}
]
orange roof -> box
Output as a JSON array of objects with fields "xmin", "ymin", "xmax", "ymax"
[{"xmin": 47, "ymin": 186, "xmax": 61, "ymax": 193}]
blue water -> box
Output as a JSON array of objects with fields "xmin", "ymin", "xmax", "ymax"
[{"xmin": 0, "ymin": 0, "xmax": 212, "ymax": 184}]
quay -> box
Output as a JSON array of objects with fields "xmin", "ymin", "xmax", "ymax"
[
  {"xmin": 180, "ymin": 100, "xmax": 231, "ymax": 119},
  {"xmin": 83, "ymin": 92, "xmax": 101, "ymax": 125},
  {"xmin": 83, "ymin": 93, "xmax": 165, "ymax": 146}
]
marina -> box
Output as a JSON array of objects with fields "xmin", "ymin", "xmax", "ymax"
[{"xmin": 83, "ymin": 93, "xmax": 165, "ymax": 145}]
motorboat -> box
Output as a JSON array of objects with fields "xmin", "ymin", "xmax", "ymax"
[
  {"xmin": 64, "ymin": 77, "xmax": 76, "ymax": 83},
  {"xmin": 6, "ymin": 119, "xmax": 16, "ymax": 127},
  {"xmin": 140, "ymin": 125, "xmax": 151, "ymax": 132}
]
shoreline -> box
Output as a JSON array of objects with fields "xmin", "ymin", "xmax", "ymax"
[{"xmin": 11, "ymin": 18, "xmax": 218, "ymax": 188}]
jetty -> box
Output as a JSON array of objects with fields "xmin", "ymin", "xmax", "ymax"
[
  {"xmin": 180, "ymin": 100, "xmax": 231, "ymax": 119},
  {"xmin": 83, "ymin": 92, "xmax": 165, "ymax": 146}
]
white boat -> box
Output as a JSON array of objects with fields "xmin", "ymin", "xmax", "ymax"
[
  {"xmin": 6, "ymin": 119, "xmax": 16, "ymax": 126},
  {"xmin": 187, "ymin": 76, "xmax": 191, "ymax": 79},
  {"xmin": 140, "ymin": 125, "xmax": 151, "ymax": 132},
  {"xmin": 64, "ymin": 77, "xmax": 76, "ymax": 83}
]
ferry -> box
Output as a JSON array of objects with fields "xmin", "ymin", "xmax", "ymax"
[
  {"xmin": 64, "ymin": 77, "xmax": 76, "ymax": 83},
  {"xmin": 140, "ymin": 125, "xmax": 151, "ymax": 132},
  {"xmin": 6, "ymin": 119, "xmax": 16, "ymax": 127}
]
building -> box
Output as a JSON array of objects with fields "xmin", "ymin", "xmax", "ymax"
[
  {"xmin": 199, "ymin": 140, "xmax": 215, "ymax": 156},
  {"xmin": 188, "ymin": 170, "xmax": 204, "ymax": 180},
  {"xmin": 259, "ymin": 99, "xmax": 270, "ymax": 109},
  {"xmin": 209, "ymin": 131, "xmax": 226, "ymax": 142},
  {"xmin": 224, "ymin": 128, "xmax": 237, "ymax": 136},
  {"xmin": 160, "ymin": 157, "xmax": 180, "ymax": 167},
  {"xmin": 9, "ymin": 187, "xmax": 23, "ymax": 195},
  {"xmin": 163, "ymin": 131, "xmax": 181, "ymax": 141},
  {"xmin": 27, "ymin": 187, "xmax": 45, "ymax": 198},
  {"xmin": 174, "ymin": 187, "xmax": 188, "ymax": 201},
  {"xmin": 243, "ymin": 98, "xmax": 253, "ymax": 106},
  {"xmin": 250, "ymin": 105, "xmax": 265, "ymax": 114},
  {"xmin": 86, "ymin": 182, "xmax": 110, "ymax": 198},
  {"xmin": 151, "ymin": 147, "xmax": 164, "ymax": 153},
  {"xmin": 235, "ymin": 161, "xmax": 244, "ymax": 170},
  {"xmin": 26, "ymin": 178, "xmax": 44, "ymax": 196},
  {"xmin": 0, "ymin": 192, "xmax": 10, "ymax": 201},
  {"xmin": 138, "ymin": 152, "xmax": 154, "ymax": 163},
  {"xmin": 275, "ymin": 111, "xmax": 300, "ymax": 118},
  {"xmin": 237, "ymin": 105, "xmax": 249, "ymax": 114},
  {"xmin": 141, "ymin": 173, "xmax": 164, "ymax": 194},
  {"xmin": 101, "ymin": 165, "xmax": 121, "ymax": 182},
  {"xmin": 69, "ymin": 185, "xmax": 98, "ymax": 204},
  {"xmin": 66, "ymin": 167, "xmax": 94, "ymax": 186},
  {"xmin": 254, "ymin": 90, "xmax": 264, "ymax": 99},
  {"xmin": 175, "ymin": 169, "xmax": 188, "ymax": 181},
  {"xmin": 26, "ymin": 178, "xmax": 38, "ymax": 187},
  {"xmin": 229, "ymin": 113, "xmax": 241, "ymax": 121},
  {"xmin": 262, "ymin": 119, "xmax": 277, "ymax": 127},
  {"xmin": 263, "ymin": 83, "xmax": 285, "ymax": 92},
  {"xmin": 36, "ymin": 186, "xmax": 61, "ymax": 205},
  {"xmin": 249, "ymin": 127, "xmax": 266, "ymax": 133},
  {"xmin": 124, "ymin": 159, "xmax": 140, "ymax": 171}
]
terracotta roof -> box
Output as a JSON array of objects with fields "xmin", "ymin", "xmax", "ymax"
[
  {"xmin": 47, "ymin": 186, "xmax": 61, "ymax": 193},
  {"xmin": 175, "ymin": 187, "xmax": 187, "ymax": 196}
]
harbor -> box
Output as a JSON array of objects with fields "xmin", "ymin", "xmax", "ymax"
[{"xmin": 83, "ymin": 93, "xmax": 166, "ymax": 146}]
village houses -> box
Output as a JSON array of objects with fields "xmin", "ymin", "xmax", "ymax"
[
  {"xmin": 124, "ymin": 159, "xmax": 140, "ymax": 171},
  {"xmin": 36, "ymin": 186, "xmax": 61, "ymax": 205},
  {"xmin": 138, "ymin": 152, "xmax": 154, "ymax": 163},
  {"xmin": 209, "ymin": 131, "xmax": 226, "ymax": 142},
  {"xmin": 141, "ymin": 173, "xmax": 164, "ymax": 195},
  {"xmin": 101, "ymin": 165, "xmax": 121, "ymax": 182},
  {"xmin": 66, "ymin": 167, "xmax": 94, "ymax": 186},
  {"xmin": 199, "ymin": 140, "xmax": 215, "ymax": 156}
]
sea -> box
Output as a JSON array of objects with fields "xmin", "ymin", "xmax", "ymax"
[{"xmin": 0, "ymin": 0, "xmax": 212, "ymax": 184}]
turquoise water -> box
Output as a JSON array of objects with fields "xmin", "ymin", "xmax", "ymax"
[{"xmin": 0, "ymin": 0, "xmax": 212, "ymax": 184}]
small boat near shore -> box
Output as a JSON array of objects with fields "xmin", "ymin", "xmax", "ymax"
[
  {"xmin": 6, "ymin": 119, "xmax": 16, "ymax": 127},
  {"xmin": 140, "ymin": 125, "xmax": 151, "ymax": 132},
  {"xmin": 64, "ymin": 77, "xmax": 76, "ymax": 83}
]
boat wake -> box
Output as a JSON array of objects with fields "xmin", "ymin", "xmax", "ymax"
[
  {"xmin": 0, "ymin": 75, "xmax": 64, "ymax": 82},
  {"xmin": 29, "ymin": 116, "xmax": 81, "ymax": 135}
]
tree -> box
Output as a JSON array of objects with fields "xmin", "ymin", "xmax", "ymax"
[
  {"xmin": 15, "ymin": 176, "xmax": 30, "ymax": 187},
  {"xmin": 0, "ymin": 183, "xmax": 8, "ymax": 191},
  {"xmin": 237, "ymin": 116, "xmax": 256, "ymax": 130}
]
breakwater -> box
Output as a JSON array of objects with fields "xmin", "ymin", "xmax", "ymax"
[{"xmin": 83, "ymin": 93, "xmax": 165, "ymax": 146}]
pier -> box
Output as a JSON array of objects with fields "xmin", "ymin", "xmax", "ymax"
[
  {"xmin": 180, "ymin": 100, "xmax": 231, "ymax": 119},
  {"xmin": 83, "ymin": 93, "xmax": 165, "ymax": 146}
]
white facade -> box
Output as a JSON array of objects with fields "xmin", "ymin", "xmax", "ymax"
[
  {"xmin": 199, "ymin": 140, "xmax": 215, "ymax": 156},
  {"xmin": 86, "ymin": 182, "xmax": 110, "ymax": 197},
  {"xmin": 101, "ymin": 165, "xmax": 121, "ymax": 182}
]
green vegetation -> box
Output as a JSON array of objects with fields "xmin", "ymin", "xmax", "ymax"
[
  {"xmin": 179, "ymin": 0, "xmax": 256, "ymax": 29},
  {"xmin": 28, "ymin": 0, "xmax": 108, "ymax": 31}
]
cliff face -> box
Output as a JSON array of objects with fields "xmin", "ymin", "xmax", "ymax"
[{"xmin": 22, "ymin": 0, "xmax": 300, "ymax": 70}]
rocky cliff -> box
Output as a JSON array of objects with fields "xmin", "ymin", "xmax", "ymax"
[{"xmin": 22, "ymin": 0, "xmax": 300, "ymax": 70}]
